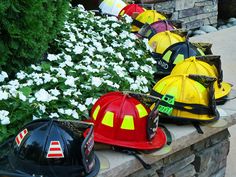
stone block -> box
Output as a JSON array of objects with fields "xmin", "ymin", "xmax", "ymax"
[
  {"xmin": 210, "ymin": 167, "xmax": 226, "ymax": 177},
  {"xmin": 154, "ymin": 1, "xmax": 175, "ymax": 11},
  {"xmin": 182, "ymin": 19, "xmax": 204, "ymax": 30},
  {"xmin": 194, "ymin": 1, "xmax": 213, "ymax": 7},
  {"xmin": 209, "ymin": 129, "xmax": 230, "ymax": 146},
  {"xmin": 128, "ymin": 160, "xmax": 163, "ymax": 177},
  {"xmin": 203, "ymin": 4, "xmax": 218, "ymax": 13},
  {"xmin": 163, "ymin": 147, "xmax": 193, "ymax": 165},
  {"xmin": 175, "ymin": 0, "xmax": 196, "ymax": 11},
  {"xmin": 193, "ymin": 140, "xmax": 230, "ymax": 176},
  {"xmin": 173, "ymin": 164, "xmax": 196, "ymax": 177},
  {"xmin": 179, "ymin": 7, "xmax": 204, "ymax": 18},
  {"xmin": 158, "ymin": 155, "xmax": 195, "ymax": 177}
]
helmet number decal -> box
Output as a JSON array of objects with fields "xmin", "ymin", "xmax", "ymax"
[
  {"xmin": 47, "ymin": 141, "xmax": 64, "ymax": 158},
  {"xmin": 15, "ymin": 128, "xmax": 28, "ymax": 146}
]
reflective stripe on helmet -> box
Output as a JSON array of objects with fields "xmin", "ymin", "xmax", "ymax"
[
  {"xmin": 93, "ymin": 105, "xmax": 100, "ymax": 120},
  {"xmin": 162, "ymin": 50, "xmax": 172, "ymax": 62},
  {"xmin": 136, "ymin": 104, "xmax": 148, "ymax": 118},
  {"xmin": 102, "ymin": 111, "xmax": 114, "ymax": 127},
  {"xmin": 173, "ymin": 54, "xmax": 184, "ymax": 64},
  {"xmin": 121, "ymin": 115, "xmax": 135, "ymax": 130}
]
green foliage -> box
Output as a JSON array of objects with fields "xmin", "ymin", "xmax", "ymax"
[{"xmin": 0, "ymin": 0, "xmax": 69, "ymax": 77}]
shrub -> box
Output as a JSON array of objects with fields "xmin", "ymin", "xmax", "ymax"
[
  {"xmin": 0, "ymin": 5, "xmax": 156, "ymax": 143},
  {"xmin": 0, "ymin": 0, "xmax": 69, "ymax": 77}
]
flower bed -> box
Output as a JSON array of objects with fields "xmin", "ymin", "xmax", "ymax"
[{"xmin": 0, "ymin": 5, "xmax": 155, "ymax": 143}]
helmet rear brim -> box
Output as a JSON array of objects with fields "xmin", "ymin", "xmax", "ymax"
[{"xmin": 93, "ymin": 128, "xmax": 167, "ymax": 150}]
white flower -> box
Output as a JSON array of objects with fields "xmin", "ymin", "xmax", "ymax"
[
  {"xmin": 33, "ymin": 115, "xmax": 40, "ymax": 120},
  {"xmin": 0, "ymin": 110, "xmax": 10, "ymax": 125},
  {"xmin": 78, "ymin": 104, "xmax": 87, "ymax": 112},
  {"xmin": 70, "ymin": 99, "xmax": 78, "ymax": 106},
  {"xmin": 65, "ymin": 109, "xmax": 73, "ymax": 116},
  {"xmin": 16, "ymin": 71, "xmax": 26, "ymax": 80},
  {"xmin": 49, "ymin": 89, "xmax": 60, "ymax": 96},
  {"xmin": 65, "ymin": 76, "xmax": 77, "ymax": 87},
  {"xmin": 85, "ymin": 97, "xmax": 93, "ymax": 106},
  {"xmin": 49, "ymin": 113, "xmax": 59, "ymax": 119},
  {"xmin": 111, "ymin": 23, "xmax": 120, "ymax": 28},
  {"xmin": 35, "ymin": 89, "xmax": 56, "ymax": 102},
  {"xmin": 69, "ymin": 32, "xmax": 76, "ymax": 42},
  {"xmin": 47, "ymin": 54, "xmax": 59, "ymax": 61},
  {"xmin": 58, "ymin": 108, "xmax": 65, "ymax": 114},
  {"xmin": 130, "ymin": 83, "xmax": 139, "ymax": 90},
  {"xmin": 0, "ymin": 71, "xmax": 8, "ymax": 82},
  {"xmin": 43, "ymin": 73, "xmax": 52, "ymax": 83},
  {"xmin": 19, "ymin": 92, "xmax": 27, "ymax": 101},
  {"xmin": 72, "ymin": 110, "xmax": 79, "ymax": 119},
  {"xmin": 91, "ymin": 77, "xmax": 102, "ymax": 87},
  {"xmin": 31, "ymin": 64, "xmax": 42, "ymax": 71},
  {"xmin": 73, "ymin": 45, "xmax": 84, "ymax": 54},
  {"xmin": 39, "ymin": 104, "xmax": 46, "ymax": 113},
  {"xmin": 1, "ymin": 117, "xmax": 10, "ymax": 125},
  {"xmin": 0, "ymin": 90, "xmax": 9, "ymax": 100}
]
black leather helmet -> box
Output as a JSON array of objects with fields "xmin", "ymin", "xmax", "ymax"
[{"xmin": 1, "ymin": 119, "xmax": 100, "ymax": 177}]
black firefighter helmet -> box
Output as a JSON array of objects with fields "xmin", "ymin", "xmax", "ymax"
[{"xmin": 1, "ymin": 119, "xmax": 100, "ymax": 177}]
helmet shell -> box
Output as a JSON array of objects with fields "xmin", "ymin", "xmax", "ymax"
[
  {"xmin": 89, "ymin": 92, "xmax": 167, "ymax": 150},
  {"xmin": 148, "ymin": 31, "xmax": 185, "ymax": 55},
  {"xmin": 171, "ymin": 57, "xmax": 232, "ymax": 100},
  {"xmin": 156, "ymin": 42, "xmax": 204, "ymax": 76},
  {"xmin": 8, "ymin": 119, "xmax": 100, "ymax": 177},
  {"xmin": 152, "ymin": 75, "xmax": 217, "ymax": 121},
  {"xmin": 99, "ymin": 0, "xmax": 126, "ymax": 16},
  {"xmin": 138, "ymin": 20, "xmax": 175, "ymax": 39},
  {"xmin": 118, "ymin": 4, "xmax": 145, "ymax": 18},
  {"xmin": 131, "ymin": 10, "xmax": 166, "ymax": 32}
]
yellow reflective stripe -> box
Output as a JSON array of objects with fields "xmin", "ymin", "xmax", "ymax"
[
  {"xmin": 194, "ymin": 81, "xmax": 206, "ymax": 93},
  {"xmin": 162, "ymin": 50, "xmax": 172, "ymax": 62},
  {"xmin": 173, "ymin": 54, "xmax": 184, "ymax": 64},
  {"xmin": 120, "ymin": 10, "xmax": 125, "ymax": 16},
  {"xmin": 121, "ymin": 115, "xmax": 135, "ymax": 130},
  {"xmin": 136, "ymin": 104, "xmax": 148, "ymax": 118},
  {"xmin": 102, "ymin": 111, "xmax": 114, "ymax": 127},
  {"xmin": 92, "ymin": 105, "xmax": 100, "ymax": 120},
  {"xmin": 103, "ymin": 0, "xmax": 113, "ymax": 6},
  {"xmin": 197, "ymin": 48, "xmax": 205, "ymax": 56},
  {"xmin": 150, "ymin": 103, "xmax": 155, "ymax": 110}
]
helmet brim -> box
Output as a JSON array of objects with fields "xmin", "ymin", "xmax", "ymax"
[
  {"xmin": 94, "ymin": 128, "xmax": 167, "ymax": 150},
  {"xmin": 215, "ymin": 82, "xmax": 232, "ymax": 100}
]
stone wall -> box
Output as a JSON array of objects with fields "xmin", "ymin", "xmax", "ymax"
[
  {"xmin": 127, "ymin": 129, "xmax": 230, "ymax": 177},
  {"xmin": 138, "ymin": 0, "xmax": 218, "ymax": 30}
]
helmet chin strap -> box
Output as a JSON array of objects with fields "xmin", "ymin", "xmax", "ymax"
[{"xmin": 112, "ymin": 146, "xmax": 152, "ymax": 170}]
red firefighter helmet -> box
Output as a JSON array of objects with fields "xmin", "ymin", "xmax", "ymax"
[
  {"xmin": 89, "ymin": 91, "xmax": 167, "ymax": 150},
  {"xmin": 118, "ymin": 4, "xmax": 145, "ymax": 18}
]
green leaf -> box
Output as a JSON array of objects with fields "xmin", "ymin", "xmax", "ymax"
[
  {"xmin": 19, "ymin": 87, "xmax": 32, "ymax": 96},
  {"xmin": 41, "ymin": 62, "xmax": 51, "ymax": 71}
]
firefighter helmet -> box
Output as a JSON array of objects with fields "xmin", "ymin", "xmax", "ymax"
[
  {"xmin": 118, "ymin": 4, "xmax": 145, "ymax": 18},
  {"xmin": 131, "ymin": 10, "xmax": 166, "ymax": 32},
  {"xmin": 155, "ymin": 41, "xmax": 205, "ymax": 77},
  {"xmin": 89, "ymin": 91, "xmax": 167, "ymax": 150},
  {"xmin": 138, "ymin": 20, "xmax": 175, "ymax": 39},
  {"xmin": 171, "ymin": 56, "xmax": 232, "ymax": 100},
  {"xmin": 150, "ymin": 74, "xmax": 219, "ymax": 122},
  {"xmin": 148, "ymin": 31, "xmax": 185, "ymax": 57},
  {"xmin": 7, "ymin": 119, "xmax": 100, "ymax": 177}
]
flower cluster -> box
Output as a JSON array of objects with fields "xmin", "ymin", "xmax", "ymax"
[{"xmin": 0, "ymin": 5, "xmax": 156, "ymax": 142}]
